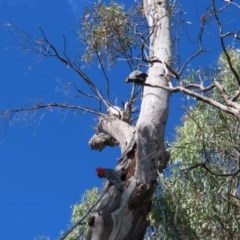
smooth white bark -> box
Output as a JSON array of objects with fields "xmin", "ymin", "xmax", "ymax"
[
  {"xmin": 136, "ymin": 0, "xmax": 172, "ymax": 180},
  {"xmin": 87, "ymin": 1, "xmax": 172, "ymax": 239}
]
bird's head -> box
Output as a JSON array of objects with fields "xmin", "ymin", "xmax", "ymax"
[
  {"xmin": 125, "ymin": 70, "xmax": 148, "ymax": 83},
  {"xmin": 96, "ymin": 167, "xmax": 105, "ymax": 178}
]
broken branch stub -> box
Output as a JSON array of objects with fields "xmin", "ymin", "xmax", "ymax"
[{"xmin": 89, "ymin": 132, "xmax": 118, "ymax": 151}]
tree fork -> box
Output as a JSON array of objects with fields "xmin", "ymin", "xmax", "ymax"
[{"xmin": 87, "ymin": 0, "xmax": 172, "ymax": 239}]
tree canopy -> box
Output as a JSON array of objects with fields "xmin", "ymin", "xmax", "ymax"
[
  {"xmin": 59, "ymin": 1, "xmax": 240, "ymax": 239},
  {"xmin": 1, "ymin": 0, "xmax": 240, "ymax": 239}
]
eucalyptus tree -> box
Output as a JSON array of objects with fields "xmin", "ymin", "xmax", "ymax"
[
  {"xmin": 2, "ymin": 0, "xmax": 240, "ymax": 239},
  {"xmin": 155, "ymin": 49, "xmax": 240, "ymax": 239},
  {"xmin": 74, "ymin": 0, "xmax": 172, "ymax": 238},
  {"xmin": 61, "ymin": 0, "xmax": 240, "ymax": 239}
]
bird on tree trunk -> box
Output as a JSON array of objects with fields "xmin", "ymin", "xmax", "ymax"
[
  {"xmin": 125, "ymin": 70, "xmax": 148, "ymax": 84},
  {"xmin": 96, "ymin": 167, "xmax": 123, "ymax": 191}
]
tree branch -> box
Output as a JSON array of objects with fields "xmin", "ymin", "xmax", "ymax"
[
  {"xmin": 187, "ymin": 162, "xmax": 240, "ymax": 177},
  {"xmin": 97, "ymin": 116, "xmax": 135, "ymax": 153},
  {"xmin": 0, "ymin": 102, "xmax": 104, "ymax": 119},
  {"xmin": 212, "ymin": 0, "xmax": 240, "ymax": 86},
  {"xmin": 140, "ymin": 82, "xmax": 240, "ymax": 119}
]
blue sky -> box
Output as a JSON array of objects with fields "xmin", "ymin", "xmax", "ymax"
[
  {"xmin": 1, "ymin": 0, "xmax": 238, "ymax": 239},
  {"xmin": 0, "ymin": 1, "xmax": 114, "ymax": 239}
]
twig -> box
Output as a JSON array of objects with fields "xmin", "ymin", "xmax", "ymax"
[
  {"xmin": 95, "ymin": 50, "xmax": 111, "ymax": 101},
  {"xmin": 212, "ymin": 0, "xmax": 240, "ymax": 86},
  {"xmin": 187, "ymin": 162, "xmax": 240, "ymax": 177},
  {"xmin": 140, "ymin": 82, "xmax": 240, "ymax": 119},
  {"xmin": 59, "ymin": 187, "xmax": 110, "ymax": 240},
  {"xmin": 0, "ymin": 102, "xmax": 105, "ymax": 119}
]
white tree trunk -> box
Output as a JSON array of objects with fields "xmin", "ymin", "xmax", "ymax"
[
  {"xmin": 87, "ymin": 0, "xmax": 172, "ymax": 239},
  {"xmin": 136, "ymin": 0, "xmax": 172, "ymax": 181}
]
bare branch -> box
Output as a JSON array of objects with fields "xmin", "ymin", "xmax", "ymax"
[
  {"xmin": 7, "ymin": 24, "xmax": 109, "ymax": 110},
  {"xmin": 0, "ymin": 102, "xmax": 105, "ymax": 119},
  {"xmin": 74, "ymin": 83, "xmax": 100, "ymax": 100},
  {"xmin": 177, "ymin": 7, "xmax": 210, "ymax": 77},
  {"xmin": 187, "ymin": 162, "xmax": 240, "ymax": 177},
  {"xmin": 97, "ymin": 116, "xmax": 135, "ymax": 153},
  {"xmin": 139, "ymin": 82, "xmax": 240, "ymax": 118},
  {"xmin": 214, "ymin": 81, "xmax": 240, "ymax": 110},
  {"xmin": 59, "ymin": 186, "xmax": 112, "ymax": 240},
  {"xmin": 146, "ymin": 56, "xmax": 180, "ymax": 79},
  {"xmin": 95, "ymin": 50, "xmax": 111, "ymax": 101},
  {"xmin": 232, "ymin": 89, "xmax": 240, "ymax": 101},
  {"xmin": 178, "ymin": 49, "xmax": 204, "ymax": 77},
  {"xmin": 89, "ymin": 132, "xmax": 119, "ymax": 151},
  {"xmin": 212, "ymin": 0, "xmax": 240, "ymax": 86},
  {"xmin": 183, "ymin": 82, "xmax": 216, "ymax": 92},
  {"xmin": 38, "ymin": 26, "xmax": 108, "ymax": 106},
  {"xmin": 158, "ymin": 172, "xmax": 188, "ymax": 239}
]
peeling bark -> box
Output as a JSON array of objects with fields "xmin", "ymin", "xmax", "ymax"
[
  {"xmin": 87, "ymin": 0, "xmax": 172, "ymax": 239},
  {"xmin": 97, "ymin": 115, "xmax": 135, "ymax": 153}
]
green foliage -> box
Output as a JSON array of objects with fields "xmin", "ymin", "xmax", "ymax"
[
  {"xmin": 149, "ymin": 109, "xmax": 240, "ymax": 239},
  {"xmin": 65, "ymin": 49, "xmax": 240, "ymax": 239},
  {"xmin": 164, "ymin": 110, "xmax": 240, "ymax": 239},
  {"xmin": 148, "ymin": 49, "xmax": 240, "ymax": 239},
  {"xmin": 147, "ymin": 183, "xmax": 194, "ymax": 239},
  {"xmin": 80, "ymin": 1, "xmax": 145, "ymax": 68},
  {"xmin": 218, "ymin": 48, "xmax": 240, "ymax": 95},
  {"xmin": 65, "ymin": 187, "xmax": 99, "ymax": 240}
]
